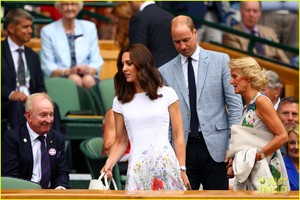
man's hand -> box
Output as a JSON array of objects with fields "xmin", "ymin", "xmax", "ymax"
[{"xmin": 10, "ymin": 91, "xmax": 27, "ymax": 102}]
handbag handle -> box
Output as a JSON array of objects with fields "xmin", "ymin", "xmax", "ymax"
[{"xmin": 99, "ymin": 172, "xmax": 118, "ymax": 190}]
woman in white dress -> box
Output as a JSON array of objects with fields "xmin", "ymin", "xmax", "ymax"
[
  {"xmin": 101, "ymin": 44, "xmax": 190, "ymax": 190},
  {"xmin": 228, "ymin": 57, "xmax": 289, "ymax": 191}
]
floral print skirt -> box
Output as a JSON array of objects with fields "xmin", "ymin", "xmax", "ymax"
[{"xmin": 125, "ymin": 144, "xmax": 186, "ymax": 190}]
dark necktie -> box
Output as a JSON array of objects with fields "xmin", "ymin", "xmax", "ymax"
[
  {"xmin": 251, "ymin": 30, "xmax": 265, "ymax": 55},
  {"xmin": 37, "ymin": 136, "xmax": 51, "ymax": 189},
  {"xmin": 16, "ymin": 48, "xmax": 26, "ymax": 86},
  {"xmin": 67, "ymin": 33, "xmax": 76, "ymax": 68},
  {"xmin": 187, "ymin": 57, "xmax": 199, "ymax": 138}
]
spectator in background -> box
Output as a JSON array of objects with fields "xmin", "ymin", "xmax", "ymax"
[
  {"xmin": 261, "ymin": 70, "xmax": 283, "ymax": 110},
  {"xmin": 1, "ymin": 8, "xmax": 61, "ymax": 131},
  {"xmin": 191, "ymin": 2, "xmax": 230, "ymax": 43},
  {"xmin": 260, "ymin": 1, "xmax": 299, "ymax": 61},
  {"xmin": 158, "ymin": 2, "xmax": 240, "ymax": 44},
  {"xmin": 223, "ymin": 2, "xmax": 290, "ymax": 65},
  {"xmin": 277, "ymin": 96, "xmax": 299, "ymax": 157},
  {"xmin": 159, "ymin": 15, "xmax": 243, "ymax": 190},
  {"xmin": 277, "ymin": 96, "xmax": 299, "ymax": 131},
  {"xmin": 41, "ymin": 1, "xmax": 103, "ymax": 90},
  {"xmin": 129, "ymin": 1, "xmax": 178, "ymax": 68},
  {"xmin": 284, "ymin": 125, "xmax": 299, "ymax": 191},
  {"xmin": 2, "ymin": 93, "xmax": 69, "ymax": 189},
  {"xmin": 111, "ymin": 2, "xmax": 135, "ymax": 49}
]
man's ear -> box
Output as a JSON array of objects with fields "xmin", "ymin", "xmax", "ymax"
[
  {"xmin": 7, "ymin": 23, "xmax": 15, "ymax": 34},
  {"xmin": 275, "ymin": 86, "xmax": 281, "ymax": 98},
  {"xmin": 25, "ymin": 111, "xmax": 30, "ymax": 123}
]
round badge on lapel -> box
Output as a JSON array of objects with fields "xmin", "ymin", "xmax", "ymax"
[{"xmin": 49, "ymin": 148, "xmax": 56, "ymax": 156}]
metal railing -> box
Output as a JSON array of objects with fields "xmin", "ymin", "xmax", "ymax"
[
  {"xmin": 191, "ymin": 16, "xmax": 298, "ymax": 68},
  {"xmin": 1, "ymin": 1, "xmax": 116, "ymax": 25}
]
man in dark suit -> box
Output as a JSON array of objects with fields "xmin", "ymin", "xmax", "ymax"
[
  {"xmin": 1, "ymin": 93, "xmax": 69, "ymax": 189},
  {"xmin": 129, "ymin": 1, "xmax": 178, "ymax": 68},
  {"xmin": 1, "ymin": 8, "xmax": 61, "ymax": 131}
]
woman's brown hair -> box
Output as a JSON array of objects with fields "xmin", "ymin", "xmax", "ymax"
[{"xmin": 114, "ymin": 44, "xmax": 163, "ymax": 103}]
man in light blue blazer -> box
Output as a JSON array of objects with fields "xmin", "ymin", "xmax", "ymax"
[
  {"xmin": 40, "ymin": 1, "xmax": 103, "ymax": 90},
  {"xmin": 159, "ymin": 15, "xmax": 243, "ymax": 190}
]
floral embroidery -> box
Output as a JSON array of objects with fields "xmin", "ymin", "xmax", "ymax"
[
  {"xmin": 125, "ymin": 144, "xmax": 186, "ymax": 190},
  {"xmin": 269, "ymin": 152, "xmax": 283, "ymax": 191},
  {"xmin": 152, "ymin": 178, "xmax": 163, "ymax": 190},
  {"xmin": 242, "ymin": 102, "xmax": 256, "ymax": 127}
]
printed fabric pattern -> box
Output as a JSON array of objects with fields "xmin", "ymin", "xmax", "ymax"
[{"xmin": 241, "ymin": 93, "xmax": 283, "ymax": 191}]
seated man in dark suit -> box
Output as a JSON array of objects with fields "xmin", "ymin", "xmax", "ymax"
[
  {"xmin": 1, "ymin": 8, "xmax": 61, "ymax": 131},
  {"xmin": 222, "ymin": 1, "xmax": 290, "ymax": 65},
  {"xmin": 1, "ymin": 93, "xmax": 69, "ymax": 189}
]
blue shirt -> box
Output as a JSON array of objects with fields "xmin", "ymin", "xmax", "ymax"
[{"xmin": 284, "ymin": 155, "xmax": 299, "ymax": 190}]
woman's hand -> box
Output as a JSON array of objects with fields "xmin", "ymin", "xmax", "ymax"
[
  {"xmin": 180, "ymin": 171, "xmax": 192, "ymax": 190},
  {"xmin": 226, "ymin": 158, "xmax": 234, "ymax": 178},
  {"xmin": 227, "ymin": 165, "xmax": 234, "ymax": 178},
  {"xmin": 100, "ymin": 164, "xmax": 113, "ymax": 179}
]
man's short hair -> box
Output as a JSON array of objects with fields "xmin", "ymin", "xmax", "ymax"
[
  {"xmin": 265, "ymin": 70, "xmax": 283, "ymax": 91},
  {"xmin": 4, "ymin": 8, "xmax": 33, "ymax": 30},
  {"xmin": 277, "ymin": 96, "xmax": 299, "ymax": 111}
]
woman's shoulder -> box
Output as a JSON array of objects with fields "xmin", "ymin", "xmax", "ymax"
[
  {"xmin": 76, "ymin": 19, "xmax": 97, "ymax": 28},
  {"xmin": 159, "ymin": 85, "xmax": 175, "ymax": 93},
  {"xmin": 255, "ymin": 93, "xmax": 272, "ymax": 105},
  {"xmin": 159, "ymin": 86, "xmax": 178, "ymax": 99},
  {"xmin": 41, "ymin": 19, "xmax": 61, "ymax": 33}
]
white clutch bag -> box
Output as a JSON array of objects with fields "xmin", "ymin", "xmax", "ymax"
[
  {"xmin": 88, "ymin": 172, "xmax": 118, "ymax": 190},
  {"xmin": 228, "ymin": 125, "xmax": 274, "ymax": 158}
]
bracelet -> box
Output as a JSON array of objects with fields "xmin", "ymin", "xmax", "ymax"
[{"xmin": 257, "ymin": 149, "xmax": 265, "ymax": 160}]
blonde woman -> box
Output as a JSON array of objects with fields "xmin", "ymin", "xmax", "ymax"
[
  {"xmin": 228, "ymin": 57, "xmax": 289, "ymax": 191},
  {"xmin": 284, "ymin": 125, "xmax": 299, "ymax": 190}
]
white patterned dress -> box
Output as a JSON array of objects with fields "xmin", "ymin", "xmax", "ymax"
[
  {"xmin": 241, "ymin": 93, "xmax": 286, "ymax": 191},
  {"xmin": 112, "ymin": 86, "xmax": 186, "ymax": 190}
]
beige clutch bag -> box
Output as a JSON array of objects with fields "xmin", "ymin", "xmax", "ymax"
[{"xmin": 228, "ymin": 125, "xmax": 274, "ymax": 158}]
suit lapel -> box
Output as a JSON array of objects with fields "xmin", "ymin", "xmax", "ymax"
[
  {"xmin": 56, "ymin": 20, "xmax": 71, "ymax": 66},
  {"xmin": 3, "ymin": 39, "xmax": 17, "ymax": 81},
  {"xmin": 173, "ymin": 56, "xmax": 189, "ymax": 106},
  {"xmin": 74, "ymin": 19, "xmax": 85, "ymax": 64},
  {"xmin": 196, "ymin": 48, "xmax": 209, "ymax": 101},
  {"xmin": 24, "ymin": 47, "xmax": 32, "ymax": 78},
  {"xmin": 46, "ymin": 131, "xmax": 55, "ymax": 165},
  {"xmin": 20, "ymin": 125, "xmax": 34, "ymax": 174},
  {"xmin": 235, "ymin": 24, "xmax": 251, "ymax": 51}
]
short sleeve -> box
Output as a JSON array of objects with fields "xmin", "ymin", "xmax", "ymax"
[
  {"xmin": 163, "ymin": 86, "xmax": 178, "ymax": 106},
  {"xmin": 112, "ymin": 96, "xmax": 122, "ymax": 114}
]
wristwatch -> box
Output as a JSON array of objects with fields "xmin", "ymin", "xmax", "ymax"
[
  {"xmin": 257, "ymin": 149, "xmax": 265, "ymax": 160},
  {"xmin": 180, "ymin": 166, "xmax": 187, "ymax": 171}
]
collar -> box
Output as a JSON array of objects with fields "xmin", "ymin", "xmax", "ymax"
[
  {"xmin": 140, "ymin": 1, "xmax": 155, "ymax": 11},
  {"xmin": 7, "ymin": 36, "xmax": 25, "ymax": 52},
  {"xmin": 240, "ymin": 22, "xmax": 259, "ymax": 35},
  {"xmin": 26, "ymin": 122, "xmax": 48, "ymax": 142},
  {"xmin": 180, "ymin": 45, "xmax": 200, "ymax": 65},
  {"xmin": 274, "ymin": 98, "xmax": 281, "ymax": 110}
]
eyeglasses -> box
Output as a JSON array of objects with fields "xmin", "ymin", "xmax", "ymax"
[{"xmin": 61, "ymin": 2, "xmax": 79, "ymax": 7}]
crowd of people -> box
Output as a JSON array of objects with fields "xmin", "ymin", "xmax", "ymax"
[{"xmin": 1, "ymin": 1, "xmax": 298, "ymax": 192}]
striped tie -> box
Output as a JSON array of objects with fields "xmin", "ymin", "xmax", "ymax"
[
  {"xmin": 16, "ymin": 48, "xmax": 26, "ymax": 86},
  {"xmin": 38, "ymin": 136, "xmax": 51, "ymax": 189}
]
